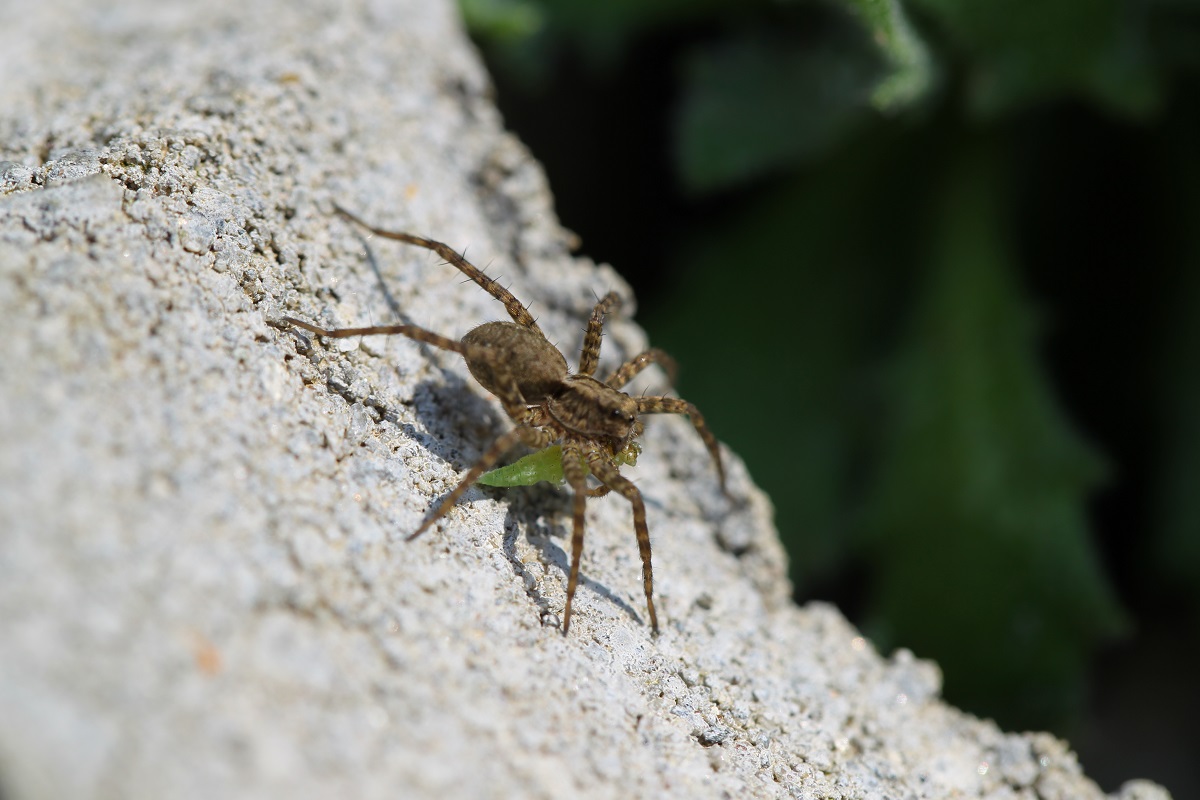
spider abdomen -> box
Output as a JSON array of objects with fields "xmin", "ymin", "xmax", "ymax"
[{"xmin": 462, "ymin": 321, "xmax": 567, "ymax": 404}]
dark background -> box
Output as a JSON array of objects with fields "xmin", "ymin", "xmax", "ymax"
[{"xmin": 462, "ymin": 0, "xmax": 1200, "ymax": 795}]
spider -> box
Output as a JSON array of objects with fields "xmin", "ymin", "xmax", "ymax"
[{"xmin": 282, "ymin": 207, "xmax": 726, "ymax": 634}]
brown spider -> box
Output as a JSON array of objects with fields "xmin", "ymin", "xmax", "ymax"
[{"xmin": 283, "ymin": 207, "xmax": 726, "ymax": 634}]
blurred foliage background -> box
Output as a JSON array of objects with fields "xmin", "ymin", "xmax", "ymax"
[{"xmin": 461, "ymin": 0, "xmax": 1199, "ymax": 794}]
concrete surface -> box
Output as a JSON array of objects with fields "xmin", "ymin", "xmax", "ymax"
[{"xmin": 0, "ymin": 1, "xmax": 1174, "ymax": 798}]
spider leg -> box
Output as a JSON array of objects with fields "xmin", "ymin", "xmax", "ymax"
[
  {"xmin": 560, "ymin": 439, "xmax": 589, "ymax": 634},
  {"xmin": 284, "ymin": 316, "xmax": 542, "ymax": 436},
  {"xmin": 282, "ymin": 317, "xmax": 467, "ymax": 354},
  {"xmin": 335, "ymin": 204, "xmax": 543, "ymax": 335},
  {"xmin": 605, "ymin": 348, "xmax": 678, "ymax": 389},
  {"xmin": 578, "ymin": 292, "xmax": 620, "ymax": 377},
  {"xmin": 635, "ymin": 396, "xmax": 728, "ymax": 497},
  {"xmin": 585, "ymin": 450, "xmax": 658, "ymax": 634},
  {"xmin": 408, "ymin": 424, "xmax": 553, "ymax": 541}
]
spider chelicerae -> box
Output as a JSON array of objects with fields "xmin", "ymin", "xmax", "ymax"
[{"xmin": 283, "ymin": 207, "xmax": 726, "ymax": 634}]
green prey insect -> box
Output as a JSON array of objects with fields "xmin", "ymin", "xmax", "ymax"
[
  {"xmin": 477, "ymin": 442, "xmax": 642, "ymax": 487},
  {"xmin": 283, "ymin": 206, "xmax": 727, "ymax": 634}
]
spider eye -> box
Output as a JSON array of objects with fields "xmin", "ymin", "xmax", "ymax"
[{"xmin": 610, "ymin": 408, "xmax": 625, "ymax": 419}]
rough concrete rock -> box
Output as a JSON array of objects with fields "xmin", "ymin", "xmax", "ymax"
[{"xmin": 0, "ymin": 1, "xmax": 1172, "ymax": 799}]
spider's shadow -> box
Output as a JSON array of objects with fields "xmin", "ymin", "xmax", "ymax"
[
  {"xmin": 396, "ymin": 400, "xmax": 653, "ymax": 631},
  {"xmin": 497, "ymin": 486, "xmax": 646, "ymax": 630},
  {"xmin": 356, "ymin": 225, "xmax": 405, "ymax": 321}
]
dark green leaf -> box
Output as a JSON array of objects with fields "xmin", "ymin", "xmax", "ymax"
[
  {"xmin": 911, "ymin": 0, "xmax": 1160, "ymax": 117},
  {"xmin": 860, "ymin": 141, "xmax": 1127, "ymax": 725},
  {"xmin": 675, "ymin": 20, "xmax": 886, "ymax": 191}
]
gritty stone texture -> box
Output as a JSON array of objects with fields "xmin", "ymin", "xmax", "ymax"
[{"xmin": 0, "ymin": 2, "xmax": 1173, "ymax": 799}]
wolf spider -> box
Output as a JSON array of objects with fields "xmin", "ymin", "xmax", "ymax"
[{"xmin": 283, "ymin": 207, "xmax": 726, "ymax": 634}]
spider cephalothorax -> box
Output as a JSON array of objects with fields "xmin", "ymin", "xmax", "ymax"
[{"xmin": 283, "ymin": 207, "xmax": 725, "ymax": 634}]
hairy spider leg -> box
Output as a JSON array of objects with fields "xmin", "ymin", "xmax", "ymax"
[
  {"xmin": 605, "ymin": 349, "xmax": 679, "ymax": 389},
  {"xmin": 578, "ymin": 295, "xmax": 680, "ymax": 388},
  {"xmin": 578, "ymin": 292, "xmax": 621, "ymax": 377},
  {"xmin": 586, "ymin": 449, "xmax": 658, "ymax": 634},
  {"xmin": 335, "ymin": 205, "xmax": 543, "ymax": 335},
  {"xmin": 281, "ymin": 317, "xmax": 534, "ymax": 422},
  {"xmin": 560, "ymin": 439, "xmax": 590, "ymax": 634},
  {"xmin": 402, "ymin": 347, "xmax": 559, "ymax": 539},
  {"xmin": 281, "ymin": 317, "xmax": 467, "ymax": 354},
  {"xmin": 282, "ymin": 318, "xmax": 539, "ymax": 428},
  {"xmin": 635, "ymin": 396, "xmax": 728, "ymax": 496},
  {"xmin": 408, "ymin": 423, "xmax": 554, "ymax": 541}
]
